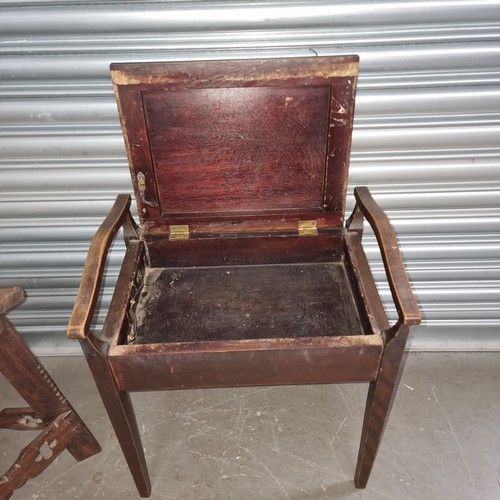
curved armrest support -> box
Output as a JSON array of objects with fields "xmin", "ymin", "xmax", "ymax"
[
  {"xmin": 67, "ymin": 194, "xmax": 133, "ymax": 340},
  {"xmin": 0, "ymin": 287, "xmax": 26, "ymax": 315},
  {"xmin": 347, "ymin": 187, "xmax": 421, "ymax": 327}
]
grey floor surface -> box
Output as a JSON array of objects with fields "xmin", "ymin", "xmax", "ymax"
[{"xmin": 1, "ymin": 353, "xmax": 499, "ymax": 499}]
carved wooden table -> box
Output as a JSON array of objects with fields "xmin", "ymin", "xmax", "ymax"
[{"xmin": 0, "ymin": 287, "xmax": 100, "ymax": 499}]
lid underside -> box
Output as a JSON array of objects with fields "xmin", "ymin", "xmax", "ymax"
[{"xmin": 112, "ymin": 56, "xmax": 359, "ymax": 230}]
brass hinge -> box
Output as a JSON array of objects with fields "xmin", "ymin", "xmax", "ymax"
[
  {"xmin": 298, "ymin": 220, "xmax": 318, "ymax": 236},
  {"xmin": 169, "ymin": 224, "xmax": 189, "ymax": 240}
]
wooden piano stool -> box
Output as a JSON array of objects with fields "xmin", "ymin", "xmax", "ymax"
[{"xmin": 68, "ymin": 56, "xmax": 421, "ymax": 497}]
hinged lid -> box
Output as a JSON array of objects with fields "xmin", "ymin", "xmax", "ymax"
[{"xmin": 111, "ymin": 56, "xmax": 359, "ymax": 235}]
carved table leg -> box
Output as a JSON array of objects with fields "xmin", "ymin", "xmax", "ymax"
[
  {"xmin": 0, "ymin": 289, "xmax": 101, "ymax": 497},
  {"xmin": 0, "ymin": 411, "xmax": 81, "ymax": 499},
  {"xmin": 0, "ymin": 316, "xmax": 100, "ymax": 462}
]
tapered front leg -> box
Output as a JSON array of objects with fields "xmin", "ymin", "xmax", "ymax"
[
  {"xmin": 80, "ymin": 337, "xmax": 151, "ymax": 498},
  {"xmin": 354, "ymin": 326, "xmax": 409, "ymax": 488}
]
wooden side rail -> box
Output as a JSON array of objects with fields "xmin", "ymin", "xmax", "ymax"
[
  {"xmin": 346, "ymin": 186, "xmax": 421, "ymax": 327},
  {"xmin": 68, "ymin": 194, "xmax": 134, "ymax": 340}
]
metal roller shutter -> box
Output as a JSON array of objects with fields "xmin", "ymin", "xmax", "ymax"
[{"xmin": 1, "ymin": 1, "xmax": 499, "ymax": 354}]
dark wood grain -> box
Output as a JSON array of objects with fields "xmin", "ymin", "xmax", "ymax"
[
  {"xmin": 112, "ymin": 89, "xmax": 161, "ymax": 220},
  {"xmin": 110, "ymin": 335, "xmax": 383, "ymax": 391},
  {"xmin": 0, "ymin": 289, "xmax": 100, "ymax": 497},
  {"xmin": 143, "ymin": 212, "xmax": 343, "ymax": 234},
  {"xmin": 68, "ymin": 56, "xmax": 422, "ymax": 496},
  {"xmin": 0, "ymin": 411, "xmax": 80, "ymax": 500},
  {"xmin": 1, "ymin": 317, "xmax": 71, "ymax": 423},
  {"xmin": 354, "ymin": 324, "xmax": 410, "ymax": 488},
  {"xmin": 111, "ymin": 56, "xmax": 359, "ymax": 87},
  {"xmin": 79, "ymin": 334, "xmax": 151, "ymax": 498},
  {"xmin": 102, "ymin": 240, "xmax": 145, "ymax": 346},
  {"xmin": 68, "ymin": 194, "xmax": 133, "ymax": 340},
  {"xmin": 111, "ymin": 56, "xmax": 359, "ymax": 230},
  {"xmin": 147, "ymin": 233, "xmax": 342, "ymax": 267},
  {"xmin": 324, "ymin": 78, "xmax": 358, "ymax": 217},
  {"xmin": 143, "ymin": 86, "xmax": 329, "ymax": 215},
  {"xmin": 0, "ymin": 314, "xmax": 100, "ymax": 461},
  {"xmin": 0, "ymin": 408, "xmax": 45, "ymax": 431},
  {"xmin": 344, "ymin": 187, "xmax": 421, "ymax": 487},
  {"xmin": 348, "ymin": 186, "xmax": 421, "ymax": 328},
  {"xmin": 344, "ymin": 231, "xmax": 390, "ymax": 336}
]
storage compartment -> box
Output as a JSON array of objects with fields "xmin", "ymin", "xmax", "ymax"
[
  {"xmin": 129, "ymin": 261, "xmax": 368, "ymax": 345},
  {"xmin": 67, "ymin": 56, "xmax": 421, "ymax": 494}
]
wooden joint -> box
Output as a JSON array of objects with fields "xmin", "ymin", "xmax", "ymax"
[{"xmin": 345, "ymin": 204, "xmax": 364, "ymax": 238}]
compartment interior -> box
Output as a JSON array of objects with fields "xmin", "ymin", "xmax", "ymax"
[{"xmin": 128, "ymin": 261, "xmax": 368, "ymax": 345}]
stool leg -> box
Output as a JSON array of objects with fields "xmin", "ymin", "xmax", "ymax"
[
  {"xmin": 80, "ymin": 338, "xmax": 151, "ymax": 498},
  {"xmin": 354, "ymin": 327, "xmax": 409, "ymax": 488}
]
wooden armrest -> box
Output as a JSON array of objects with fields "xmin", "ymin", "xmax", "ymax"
[
  {"xmin": 0, "ymin": 287, "xmax": 26, "ymax": 315},
  {"xmin": 347, "ymin": 186, "xmax": 421, "ymax": 327},
  {"xmin": 67, "ymin": 194, "xmax": 133, "ymax": 340}
]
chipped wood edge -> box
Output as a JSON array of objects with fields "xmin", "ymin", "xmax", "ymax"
[
  {"xmin": 110, "ymin": 57, "xmax": 359, "ymax": 86},
  {"xmin": 0, "ymin": 287, "xmax": 26, "ymax": 315}
]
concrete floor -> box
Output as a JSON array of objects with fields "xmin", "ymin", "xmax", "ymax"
[{"xmin": 1, "ymin": 353, "xmax": 499, "ymax": 499}]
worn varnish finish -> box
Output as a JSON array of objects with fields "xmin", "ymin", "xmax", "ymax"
[
  {"xmin": 143, "ymin": 86, "xmax": 330, "ymax": 215},
  {"xmin": 146, "ymin": 233, "xmax": 342, "ymax": 268},
  {"xmin": 0, "ymin": 288, "xmax": 100, "ymax": 499},
  {"xmin": 112, "ymin": 56, "xmax": 357, "ymax": 227},
  {"xmin": 68, "ymin": 56, "xmax": 421, "ymax": 497},
  {"xmin": 109, "ymin": 336, "xmax": 383, "ymax": 392}
]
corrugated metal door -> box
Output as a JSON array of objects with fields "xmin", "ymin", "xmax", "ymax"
[{"xmin": 1, "ymin": 1, "xmax": 499, "ymax": 354}]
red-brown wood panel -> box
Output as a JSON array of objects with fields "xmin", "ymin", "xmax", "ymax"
[
  {"xmin": 324, "ymin": 78, "xmax": 358, "ymax": 216},
  {"xmin": 111, "ymin": 56, "xmax": 359, "ymax": 89},
  {"xmin": 142, "ymin": 86, "xmax": 330, "ymax": 216},
  {"xmin": 113, "ymin": 88, "xmax": 160, "ymax": 220},
  {"xmin": 145, "ymin": 233, "xmax": 342, "ymax": 267},
  {"xmin": 111, "ymin": 56, "xmax": 359, "ymax": 231},
  {"xmin": 109, "ymin": 336, "xmax": 383, "ymax": 391}
]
